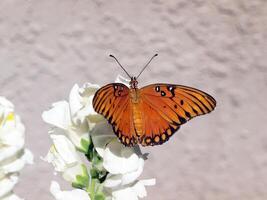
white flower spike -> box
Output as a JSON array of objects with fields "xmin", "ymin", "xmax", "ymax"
[
  {"xmin": 43, "ymin": 77, "xmax": 155, "ymax": 200},
  {"xmin": 0, "ymin": 97, "xmax": 33, "ymax": 200}
]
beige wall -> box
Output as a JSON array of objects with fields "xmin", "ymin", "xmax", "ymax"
[{"xmin": 0, "ymin": 1, "xmax": 267, "ymax": 199}]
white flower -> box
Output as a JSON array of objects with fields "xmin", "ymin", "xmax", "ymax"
[
  {"xmin": 0, "ymin": 97, "xmax": 33, "ymax": 199},
  {"xmin": 102, "ymin": 140, "xmax": 145, "ymax": 188},
  {"xmin": 91, "ymin": 124, "xmax": 146, "ymax": 189},
  {"xmin": 42, "ymin": 83, "xmax": 102, "ymax": 151},
  {"xmin": 50, "ymin": 181, "xmax": 91, "ymax": 200},
  {"xmin": 44, "ymin": 134, "xmax": 89, "ymax": 184},
  {"xmin": 107, "ymin": 179, "xmax": 156, "ymax": 200}
]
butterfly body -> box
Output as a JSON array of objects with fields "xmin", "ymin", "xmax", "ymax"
[{"xmin": 93, "ymin": 76, "xmax": 216, "ymax": 147}]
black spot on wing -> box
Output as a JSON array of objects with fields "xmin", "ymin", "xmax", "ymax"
[{"xmin": 178, "ymin": 115, "xmax": 187, "ymax": 124}]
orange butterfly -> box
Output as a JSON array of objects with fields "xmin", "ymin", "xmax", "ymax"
[{"xmin": 93, "ymin": 54, "xmax": 216, "ymax": 147}]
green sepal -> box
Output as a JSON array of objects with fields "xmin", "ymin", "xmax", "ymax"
[
  {"xmin": 80, "ymin": 138, "xmax": 90, "ymax": 153},
  {"xmin": 85, "ymin": 136, "xmax": 95, "ymax": 161},
  {"xmin": 92, "ymin": 151, "xmax": 104, "ymax": 171},
  {"xmin": 72, "ymin": 182, "xmax": 84, "ymax": 189},
  {"xmin": 95, "ymin": 193, "xmax": 105, "ymax": 200},
  {"xmin": 72, "ymin": 164, "xmax": 89, "ymax": 189},
  {"xmin": 76, "ymin": 174, "xmax": 88, "ymax": 188},
  {"xmin": 90, "ymin": 168, "xmax": 99, "ymax": 179}
]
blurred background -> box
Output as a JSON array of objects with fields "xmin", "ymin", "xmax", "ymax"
[{"xmin": 0, "ymin": 0, "xmax": 267, "ymax": 199}]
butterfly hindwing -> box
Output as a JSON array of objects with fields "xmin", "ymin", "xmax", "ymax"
[
  {"xmin": 92, "ymin": 83, "xmax": 137, "ymax": 146},
  {"xmin": 139, "ymin": 83, "xmax": 216, "ymax": 146},
  {"xmin": 138, "ymin": 99, "xmax": 181, "ymax": 146}
]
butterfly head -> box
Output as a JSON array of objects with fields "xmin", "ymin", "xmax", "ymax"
[
  {"xmin": 109, "ymin": 53, "xmax": 158, "ymax": 89},
  {"xmin": 130, "ymin": 77, "xmax": 138, "ymax": 89}
]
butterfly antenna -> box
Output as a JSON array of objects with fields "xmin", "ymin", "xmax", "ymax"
[
  {"xmin": 109, "ymin": 54, "xmax": 132, "ymax": 79},
  {"xmin": 136, "ymin": 53, "xmax": 158, "ymax": 79}
]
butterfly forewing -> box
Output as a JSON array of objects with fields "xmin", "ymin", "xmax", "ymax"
[{"xmin": 92, "ymin": 83, "xmax": 137, "ymax": 146}]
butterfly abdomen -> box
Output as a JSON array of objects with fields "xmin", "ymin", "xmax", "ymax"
[
  {"xmin": 130, "ymin": 89, "xmax": 144, "ymax": 138},
  {"xmin": 132, "ymin": 103, "xmax": 143, "ymax": 137}
]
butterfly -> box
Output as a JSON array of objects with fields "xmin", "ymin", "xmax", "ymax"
[{"xmin": 93, "ymin": 54, "xmax": 216, "ymax": 147}]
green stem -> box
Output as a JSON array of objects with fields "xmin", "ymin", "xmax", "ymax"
[{"xmin": 88, "ymin": 178, "xmax": 96, "ymax": 199}]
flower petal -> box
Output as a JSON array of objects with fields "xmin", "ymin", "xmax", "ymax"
[
  {"xmin": 69, "ymin": 83, "xmax": 102, "ymax": 128},
  {"xmin": 0, "ymin": 97, "xmax": 14, "ymax": 123},
  {"xmin": 0, "ymin": 175, "xmax": 18, "ymax": 198},
  {"xmin": 45, "ymin": 135, "xmax": 80, "ymax": 172},
  {"xmin": 120, "ymin": 158, "xmax": 144, "ymax": 185},
  {"xmin": 44, "ymin": 135, "xmax": 89, "ymax": 183},
  {"xmin": 115, "ymin": 75, "xmax": 130, "ymax": 85},
  {"xmin": 108, "ymin": 179, "xmax": 156, "ymax": 200},
  {"xmin": 103, "ymin": 174, "xmax": 123, "ymax": 188},
  {"xmin": 132, "ymin": 179, "xmax": 156, "ymax": 198},
  {"xmin": 42, "ymin": 101, "xmax": 71, "ymax": 130},
  {"xmin": 104, "ymin": 158, "xmax": 144, "ymax": 188},
  {"xmin": 0, "ymin": 145, "xmax": 24, "ymax": 164},
  {"xmin": 69, "ymin": 84, "xmax": 83, "ymax": 119},
  {"xmin": 112, "ymin": 187, "xmax": 138, "ymax": 200},
  {"xmin": 103, "ymin": 140, "xmax": 141, "ymax": 175},
  {"xmin": 91, "ymin": 122, "xmax": 116, "ymax": 157},
  {"xmin": 0, "ymin": 149, "xmax": 33, "ymax": 176},
  {"xmin": 79, "ymin": 83, "xmax": 99, "ymax": 97},
  {"xmin": 50, "ymin": 181, "xmax": 91, "ymax": 200}
]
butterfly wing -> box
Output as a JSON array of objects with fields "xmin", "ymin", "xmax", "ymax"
[
  {"xmin": 139, "ymin": 84, "xmax": 216, "ymax": 146},
  {"xmin": 92, "ymin": 83, "xmax": 137, "ymax": 146}
]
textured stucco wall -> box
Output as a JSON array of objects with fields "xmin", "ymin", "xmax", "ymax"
[{"xmin": 0, "ymin": 1, "xmax": 267, "ymax": 199}]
